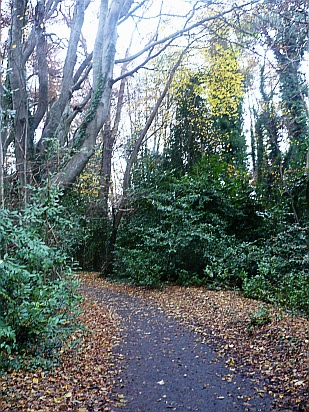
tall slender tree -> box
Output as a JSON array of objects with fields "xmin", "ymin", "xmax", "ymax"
[{"xmin": 1, "ymin": 0, "xmax": 262, "ymax": 201}]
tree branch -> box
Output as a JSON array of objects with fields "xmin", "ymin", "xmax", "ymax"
[
  {"xmin": 38, "ymin": 0, "xmax": 86, "ymax": 151},
  {"xmin": 113, "ymin": 39, "xmax": 175, "ymax": 83},
  {"xmin": 122, "ymin": 46, "xmax": 189, "ymax": 191},
  {"xmin": 115, "ymin": 0, "xmax": 260, "ymax": 65},
  {"xmin": 31, "ymin": 1, "xmax": 49, "ymax": 133}
]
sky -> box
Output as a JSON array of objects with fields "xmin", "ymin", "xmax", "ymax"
[
  {"xmin": 83, "ymin": 0, "xmax": 193, "ymax": 58},
  {"xmin": 1, "ymin": 0, "xmax": 308, "ymax": 175}
]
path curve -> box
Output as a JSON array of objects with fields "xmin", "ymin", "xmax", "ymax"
[{"xmin": 81, "ymin": 283, "xmax": 273, "ymax": 412}]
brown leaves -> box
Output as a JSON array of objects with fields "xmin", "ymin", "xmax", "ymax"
[
  {"xmin": 139, "ymin": 286, "xmax": 309, "ymax": 411},
  {"xmin": 78, "ymin": 273, "xmax": 309, "ymax": 411},
  {"xmin": 1, "ymin": 272, "xmax": 308, "ymax": 411},
  {"xmin": 0, "ymin": 293, "xmax": 121, "ymax": 411}
]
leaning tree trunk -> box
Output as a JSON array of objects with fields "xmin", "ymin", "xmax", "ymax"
[
  {"xmin": 99, "ymin": 50, "xmax": 130, "ymax": 212},
  {"xmin": 52, "ymin": 0, "xmax": 134, "ymax": 188},
  {"xmin": 101, "ymin": 48, "xmax": 188, "ymax": 277},
  {"xmin": 38, "ymin": 0, "xmax": 86, "ymax": 156}
]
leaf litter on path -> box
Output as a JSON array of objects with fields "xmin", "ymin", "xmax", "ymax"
[
  {"xmin": 81, "ymin": 273, "xmax": 309, "ymax": 411},
  {"xmin": 0, "ymin": 296, "xmax": 121, "ymax": 411},
  {"xmin": 1, "ymin": 272, "xmax": 308, "ymax": 411}
]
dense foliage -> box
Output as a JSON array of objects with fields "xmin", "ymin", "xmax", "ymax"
[
  {"xmin": 0, "ymin": 186, "xmax": 82, "ymax": 371},
  {"xmin": 109, "ymin": 19, "xmax": 309, "ymax": 314},
  {"xmin": 0, "ymin": 0, "xmax": 308, "ymax": 377},
  {"xmin": 114, "ymin": 154, "xmax": 308, "ymax": 314},
  {"xmin": 115, "ymin": 155, "xmax": 254, "ymax": 285}
]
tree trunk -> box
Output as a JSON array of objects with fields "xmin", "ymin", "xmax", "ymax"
[
  {"xmin": 38, "ymin": 0, "xmax": 86, "ymax": 157},
  {"xmin": 52, "ymin": 0, "xmax": 134, "ymax": 188},
  {"xmin": 99, "ymin": 50, "xmax": 130, "ymax": 211},
  {"xmin": 300, "ymin": 80, "xmax": 309, "ymax": 210},
  {"xmin": 101, "ymin": 48, "xmax": 188, "ymax": 277},
  {"xmin": 0, "ymin": 119, "xmax": 3, "ymax": 208},
  {"xmin": 99, "ymin": 119, "xmax": 113, "ymax": 211},
  {"xmin": 8, "ymin": 0, "xmax": 33, "ymax": 200},
  {"xmin": 0, "ymin": 0, "xmax": 4, "ymax": 207}
]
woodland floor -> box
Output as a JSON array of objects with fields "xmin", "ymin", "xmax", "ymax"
[{"xmin": 0, "ymin": 272, "xmax": 308, "ymax": 411}]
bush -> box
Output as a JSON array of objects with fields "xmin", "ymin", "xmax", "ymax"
[
  {"xmin": 0, "ymin": 186, "xmax": 82, "ymax": 371},
  {"xmin": 115, "ymin": 155, "xmax": 308, "ymax": 314},
  {"xmin": 115, "ymin": 173, "xmax": 249, "ymax": 288},
  {"xmin": 116, "ymin": 248, "xmax": 163, "ymax": 288},
  {"xmin": 243, "ymin": 225, "xmax": 309, "ymax": 314},
  {"xmin": 115, "ymin": 157, "xmax": 258, "ymax": 288},
  {"xmin": 202, "ymin": 236, "xmax": 248, "ymax": 289}
]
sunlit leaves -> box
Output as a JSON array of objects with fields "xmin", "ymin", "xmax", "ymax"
[{"xmin": 202, "ymin": 43, "xmax": 245, "ymax": 119}]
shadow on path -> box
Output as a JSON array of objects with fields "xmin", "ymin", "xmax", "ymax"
[{"xmin": 82, "ymin": 284, "xmax": 272, "ymax": 412}]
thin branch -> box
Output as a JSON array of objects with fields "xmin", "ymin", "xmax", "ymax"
[
  {"xmin": 113, "ymin": 39, "xmax": 174, "ymax": 83},
  {"xmin": 122, "ymin": 45, "xmax": 191, "ymax": 191},
  {"xmin": 72, "ymin": 63, "xmax": 92, "ymax": 91},
  {"xmin": 69, "ymin": 91, "xmax": 92, "ymax": 124},
  {"xmin": 116, "ymin": 0, "xmax": 261, "ymax": 64},
  {"xmin": 73, "ymin": 52, "xmax": 93, "ymax": 85}
]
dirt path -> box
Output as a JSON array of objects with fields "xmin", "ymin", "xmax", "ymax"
[{"xmin": 81, "ymin": 283, "xmax": 272, "ymax": 412}]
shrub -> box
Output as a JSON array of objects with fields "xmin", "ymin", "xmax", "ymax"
[
  {"xmin": 243, "ymin": 225, "xmax": 309, "ymax": 314},
  {"xmin": 0, "ymin": 186, "xmax": 82, "ymax": 371},
  {"xmin": 115, "ymin": 154, "xmax": 308, "ymax": 314},
  {"xmin": 248, "ymin": 305, "xmax": 271, "ymax": 329},
  {"xmin": 202, "ymin": 236, "xmax": 248, "ymax": 289}
]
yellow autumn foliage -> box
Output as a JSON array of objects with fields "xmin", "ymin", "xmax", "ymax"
[{"xmin": 202, "ymin": 44, "xmax": 245, "ymax": 118}]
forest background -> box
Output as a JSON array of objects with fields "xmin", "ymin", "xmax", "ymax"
[{"xmin": 0, "ymin": 0, "xmax": 308, "ymax": 368}]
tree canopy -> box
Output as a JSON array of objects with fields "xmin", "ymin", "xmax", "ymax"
[{"xmin": 0, "ymin": 0, "xmax": 308, "ymax": 370}]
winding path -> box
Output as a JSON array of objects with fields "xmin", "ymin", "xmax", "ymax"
[{"xmin": 81, "ymin": 283, "xmax": 273, "ymax": 412}]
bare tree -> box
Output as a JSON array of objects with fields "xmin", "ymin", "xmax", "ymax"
[{"xmin": 3, "ymin": 0, "xmax": 260, "ymax": 200}]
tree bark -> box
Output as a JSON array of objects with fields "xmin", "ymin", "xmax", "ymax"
[
  {"xmin": 0, "ymin": 111, "xmax": 4, "ymax": 207},
  {"xmin": 0, "ymin": 0, "xmax": 4, "ymax": 208},
  {"xmin": 52, "ymin": 0, "xmax": 134, "ymax": 187},
  {"xmin": 31, "ymin": 0, "xmax": 49, "ymax": 136},
  {"xmin": 8, "ymin": 0, "xmax": 33, "ymax": 198},
  {"xmin": 101, "ymin": 47, "xmax": 188, "ymax": 277},
  {"xmin": 99, "ymin": 49, "xmax": 131, "ymax": 211},
  {"xmin": 38, "ymin": 0, "xmax": 87, "ymax": 154}
]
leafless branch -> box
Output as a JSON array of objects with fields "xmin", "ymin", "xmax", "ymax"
[
  {"xmin": 115, "ymin": 0, "xmax": 261, "ymax": 65},
  {"xmin": 113, "ymin": 39, "xmax": 175, "ymax": 83},
  {"xmin": 118, "ymin": 0, "xmax": 149, "ymax": 25},
  {"xmin": 72, "ymin": 52, "xmax": 93, "ymax": 86}
]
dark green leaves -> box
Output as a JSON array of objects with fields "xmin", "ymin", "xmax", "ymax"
[{"xmin": 0, "ymin": 186, "xmax": 82, "ymax": 371}]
